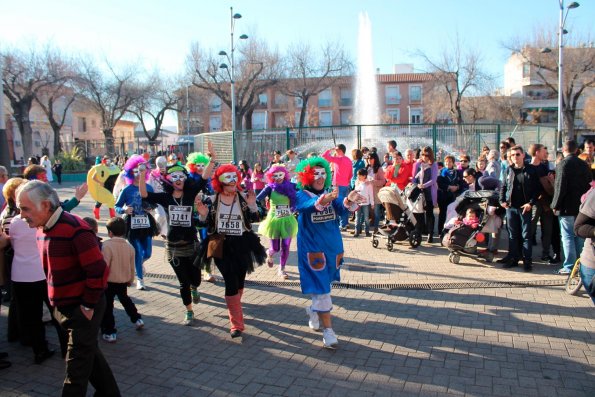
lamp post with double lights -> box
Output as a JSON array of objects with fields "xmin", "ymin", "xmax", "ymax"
[
  {"xmin": 541, "ymin": 1, "xmax": 580, "ymax": 143},
  {"xmin": 219, "ymin": 7, "xmax": 248, "ymax": 134}
]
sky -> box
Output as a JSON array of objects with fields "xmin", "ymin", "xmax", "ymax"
[{"xmin": 1, "ymin": 0, "xmax": 594, "ymax": 127}]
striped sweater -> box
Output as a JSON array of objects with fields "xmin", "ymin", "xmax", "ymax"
[{"xmin": 37, "ymin": 210, "xmax": 108, "ymax": 308}]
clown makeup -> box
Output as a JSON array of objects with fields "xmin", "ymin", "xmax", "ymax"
[
  {"xmin": 272, "ymin": 172, "xmax": 285, "ymax": 182},
  {"xmin": 313, "ymin": 169, "xmax": 327, "ymax": 181},
  {"xmin": 169, "ymin": 172, "xmax": 187, "ymax": 182},
  {"xmin": 132, "ymin": 168, "xmax": 140, "ymax": 177},
  {"xmin": 219, "ymin": 172, "xmax": 238, "ymax": 185},
  {"xmin": 195, "ymin": 164, "xmax": 206, "ymax": 173}
]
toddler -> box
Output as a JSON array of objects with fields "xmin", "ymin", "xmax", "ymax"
[
  {"xmin": 353, "ymin": 168, "xmax": 374, "ymax": 237},
  {"xmin": 100, "ymin": 217, "xmax": 144, "ymax": 343}
]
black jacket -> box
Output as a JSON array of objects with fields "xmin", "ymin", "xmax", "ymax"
[
  {"xmin": 499, "ymin": 164, "xmax": 539, "ymax": 208},
  {"xmin": 551, "ymin": 154, "xmax": 591, "ymax": 216}
]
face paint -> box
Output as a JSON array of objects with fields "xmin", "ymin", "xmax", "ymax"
[
  {"xmin": 195, "ymin": 164, "xmax": 206, "ymax": 173},
  {"xmin": 272, "ymin": 172, "xmax": 285, "ymax": 181},
  {"xmin": 313, "ymin": 169, "xmax": 326, "ymax": 181},
  {"xmin": 132, "ymin": 168, "xmax": 140, "ymax": 177},
  {"xmin": 219, "ymin": 172, "xmax": 238, "ymax": 184},
  {"xmin": 169, "ymin": 172, "xmax": 187, "ymax": 182}
]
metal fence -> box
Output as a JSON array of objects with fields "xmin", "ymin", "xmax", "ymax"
[{"xmin": 194, "ymin": 123, "xmax": 557, "ymax": 167}]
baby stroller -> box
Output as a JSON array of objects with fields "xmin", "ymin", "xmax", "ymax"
[
  {"xmin": 442, "ymin": 190, "xmax": 501, "ymax": 264},
  {"xmin": 371, "ymin": 185, "xmax": 422, "ymax": 251}
]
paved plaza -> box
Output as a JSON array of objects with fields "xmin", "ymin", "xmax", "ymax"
[{"xmin": 1, "ymin": 184, "xmax": 594, "ymax": 396}]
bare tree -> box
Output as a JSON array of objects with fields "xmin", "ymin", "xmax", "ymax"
[
  {"xmin": 417, "ymin": 35, "xmax": 493, "ymax": 125},
  {"xmin": 504, "ymin": 29, "xmax": 595, "ymax": 140},
  {"xmin": 77, "ymin": 58, "xmax": 141, "ymax": 155},
  {"xmin": 280, "ymin": 41, "xmax": 352, "ymax": 130},
  {"xmin": 129, "ymin": 72, "xmax": 181, "ymax": 148},
  {"xmin": 1, "ymin": 46, "xmax": 68, "ymax": 159},
  {"xmin": 187, "ymin": 37, "xmax": 282, "ymax": 131}
]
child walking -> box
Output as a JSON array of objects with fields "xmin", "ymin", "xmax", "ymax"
[
  {"xmin": 101, "ymin": 217, "xmax": 144, "ymax": 343},
  {"xmin": 353, "ymin": 168, "xmax": 374, "ymax": 237}
]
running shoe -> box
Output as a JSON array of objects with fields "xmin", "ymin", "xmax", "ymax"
[
  {"xmin": 135, "ymin": 319, "xmax": 144, "ymax": 330},
  {"xmin": 305, "ymin": 306, "xmax": 320, "ymax": 331},
  {"xmin": 191, "ymin": 288, "xmax": 200, "ymax": 304},
  {"xmin": 136, "ymin": 279, "xmax": 146, "ymax": 290},
  {"xmin": 184, "ymin": 310, "xmax": 194, "ymax": 326},
  {"xmin": 102, "ymin": 333, "xmax": 117, "ymax": 343},
  {"xmin": 322, "ymin": 328, "xmax": 339, "ymax": 349}
]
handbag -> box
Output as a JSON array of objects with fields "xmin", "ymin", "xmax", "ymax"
[{"xmin": 207, "ymin": 233, "xmax": 225, "ymax": 259}]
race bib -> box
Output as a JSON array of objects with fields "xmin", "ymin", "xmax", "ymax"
[
  {"xmin": 311, "ymin": 205, "xmax": 336, "ymax": 223},
  {"xmin": 130, "ymin": 215, "xmax": 150, "ymax": 229},
  {"xmin": 275, "ymin": 204, "xmax": 291, "ymax": 218},
  {"xmin": 168, "ymin": 205, "xmax": 192, "ymax": 227},
  {"xmin": 217, "ymin": 213, "xmax": 243, "ymax": 236}
]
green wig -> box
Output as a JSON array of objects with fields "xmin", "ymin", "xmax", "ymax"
[
  {"xmin": 295, "ymin": 157, "xmax": 332, "ymax": 190},
  {"xmin": 186, "ymin": 152, "xmax": 211, "ymax": 174}
]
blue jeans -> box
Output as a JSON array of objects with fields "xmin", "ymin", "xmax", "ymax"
[
  {"xmin": 506, "ymin": 207, "xmax": 532, "ymax": 261},
  {"xmin": 338, "ymin": 185, "xmax": 350, "ymax": 228},
  {"xmin": 372, "ymin": 203, "xmax": 384, "ymax": 229},
  {"xmin": 559, "ymin": 216, "xmax": 584, "ymax": 271},
  {"xmin": 130, "ymin": 236, "xmax": 152, "ymax": 279},
  {"xmin": 355, "ymin": 205, "xmax": 370, "ymax": 234},
  {"xmin": 579, "ymin": 264, "xmax": 595, "ymax": 305}
]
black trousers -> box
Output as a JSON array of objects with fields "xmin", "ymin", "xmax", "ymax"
[
  {"xmin": 54, "ymin": 296, "xmax": 120, "ymax": 397},
  {"xmin": 214, "ymin": 257, "xmax": 247, "ymax": 296},
  {"xmin": 170, "ymin": 256, "xmax": 201, "ymax": 306},
  {"xmin": 12, "ymin": 280, "xmax": 67, "ymax": 356},
  {"xmin": 101, "ymin": 282, "xmax": 141, "ymax": 335}
]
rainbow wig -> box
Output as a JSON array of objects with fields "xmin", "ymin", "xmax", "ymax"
[
  {"xmin": 211, "ymin": 164, "xmax": 242, "ymax": 193},
  {"xmin": 123, "ymin": 154, "xmax": 150, "ymax": 184},
  {"xmin": 295, "ymin": 157, "xmax": 332, "ymax": 190},
  {"xmin": 186, "ymin": 152, "xmax": 211, "ymax": 175}
]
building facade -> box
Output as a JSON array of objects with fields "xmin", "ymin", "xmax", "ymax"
[{"xmin": 179, "ymin": 70, "xmax": 436, "ymax": 134}]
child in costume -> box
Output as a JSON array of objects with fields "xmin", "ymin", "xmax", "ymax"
[
  {"xmin": 256, "ymin": 165, "xmax": 298, "ymax": 279},
  {"xmin": 295, "ymin": 157, "xmax": 361, "ymax": 349},
  {"xmin": 114, "ymin": 155, "xmax": 157, "ymax": 291},
  {"xmin": 195, "ymin": 164, "xmax": 266, "ymax": 338},
  {"xmin": 186, "ymin": 152, "xmax": 217, "ymax": 282}
]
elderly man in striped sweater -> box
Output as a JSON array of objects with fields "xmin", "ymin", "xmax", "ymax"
[{"xmin": 16, "ymin": 180, "xmax": 120, "ymax": 397}]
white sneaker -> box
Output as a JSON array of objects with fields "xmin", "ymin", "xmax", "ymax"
[
  {"xmin": 136, "ymin": 279, "xmax": 145, "ymax": 290},
  {"xmin": 305, "ymin": 306, "xmax": 320, "ymax": 331},
  {"xmin": 135, "ymin": 319, "xmax": 144, "ymax": 330},
  {"xmin": 322, "ymin": 328, "xmax": 338, "ymax": 349},
  {"xmin": 102, "ymin": 333, "xmax": 117, "ymax": 343},
  {"xmin": 278, "ymin": 267, "xmax": 288, "ymax": 279}
]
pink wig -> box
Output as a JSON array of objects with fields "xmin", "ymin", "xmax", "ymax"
[
  {"xmin": 265, "ymin": 165, "xmax": 290, "ymax": 184},
  {"xmin": 123, "ymin": 155, "xmax": 150, "ymax": 184}
]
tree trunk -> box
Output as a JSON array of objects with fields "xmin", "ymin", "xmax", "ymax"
[
  {"xmin": 564, "ymin": 110, "xmax": 575, "ymax": 141},
  {"xmin": 298, "ymin": 97, "xmax": 309, "ymax": 142},
  {"xmin": 103, "ymin": 128, "xmax": 116, "ymax": 156},
  {"xmin": 12, "ymin": 99, "xmax": 34, "ymax": 160}
]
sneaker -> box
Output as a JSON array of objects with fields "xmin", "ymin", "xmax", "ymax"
[
  {"xmin": 191, "ymin": 288, "xmax": 200, "ymax": 304},
  {"xmin": 266, "ymin": 253, "xmax": 274, "ymax": 268},
  {"xmin": 278, "ymin": 268, "xmax": 289, "ymax": 279},
  {"xmin": 206, "ymin": 273, "xmax": 216, "ymax": 283},
  {"xmin": 305, "ymin": 306, "xmax": 320, "ymax": 331},
  {"xmin": 135, "ymin": 319, "xmax": 144, "ymax": 330},
  {"xmin": 136, "ymin": 279, "xmax": 146, "ymax": 290},
  {"xmin": 102, "ymin": 333, "xmax": 117, "ymax": 343},
  {"xmin": 557, "ymin": 268, "xmax": 571, "ymax": 275},
  {"xmin": 322, "ymin": 328, "xmax": 339, "ymax": 349},
  {"xmin": 184, "ymin": 310, "xmax": 194, "ymax": 326}
]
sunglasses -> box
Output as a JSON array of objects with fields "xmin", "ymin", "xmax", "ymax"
[
  {"xmin": 460, "ymin": 160, "xmax": 469, "ymax": 163},
  {"xmin": 510, "ymin": 153, "xmax": 522, "ymax": 157}
]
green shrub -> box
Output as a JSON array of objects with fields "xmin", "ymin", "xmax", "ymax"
[{"xmin": 54, "ymin": 147, "xmax": 86, "ymax": 172}]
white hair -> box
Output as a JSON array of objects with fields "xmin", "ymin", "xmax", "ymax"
[
  {"xmin": 487, "ymin": 150, "xmax": 498, "ymax": 161},
  {"xmin": 16, "ymin": 180, "xmax": 60, "ymax": 211}
]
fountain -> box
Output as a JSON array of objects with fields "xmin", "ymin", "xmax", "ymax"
[{"xmin": 292, "ymin": 12, "xmax": 457, "ymax": 159}]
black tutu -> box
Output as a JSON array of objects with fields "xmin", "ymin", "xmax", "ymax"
[{"xmin": 199, "ymin": 231, "xmax": 266, "ymax": 274}]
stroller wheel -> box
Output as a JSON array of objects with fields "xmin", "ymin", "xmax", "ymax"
[
  {"xmin": 409, "ymin": 231, "xmax": 422, "ymax": 248},
  {"xmin": 451, "ymin": 253, "xmax": 461, "ymax": 264},
  {"xmin": 485, "ymin": 252, "xmax": 494, "ymax": 263},
  {"xmin": 386, "ymin": 241, "xmax": 394, "ymax": 252},
  {"xmin": 372, "ymin": 238, "xmax": 379, "ymax": 248}
]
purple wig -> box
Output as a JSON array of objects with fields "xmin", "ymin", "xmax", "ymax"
[
  {"xmin": 265, "ymin": 165, "xmax": 296, "ymax": 209},
  {"xmin": 123, "ymin": 154, "xmax": 150, "ymax": 184}
]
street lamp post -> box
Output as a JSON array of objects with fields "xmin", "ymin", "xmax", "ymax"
[
  {"xmin": 219, "ymin": 7, "xmax": 248, "ymax": 133},
  {"xmin": 542, "ymin": 1, "xmax": 579, "ymax": 145}
]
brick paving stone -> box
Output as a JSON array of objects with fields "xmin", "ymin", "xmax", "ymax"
[{"xmin": 0, "ymin": 185, "xmax": 594, "ymax": 396}]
